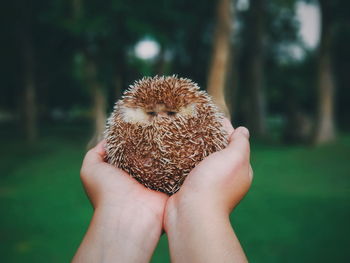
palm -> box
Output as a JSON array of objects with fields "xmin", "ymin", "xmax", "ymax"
[
  {"xmin": 124, "ymin": 177, "xmax": 169, "ymax": 221},
  {"xmin": 81, "ymin": 141, "xmax": 168, "ymax": 222},
  {"xmin": 98, "ymin": 162, "xmax": 169, "ymax": 220}
]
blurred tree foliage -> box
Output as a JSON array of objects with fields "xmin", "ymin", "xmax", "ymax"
[{"xmin": 1, "ymin": 0, "xmax": 349, "ymax": 143}]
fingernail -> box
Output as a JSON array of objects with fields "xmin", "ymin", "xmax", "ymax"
[{"xmin": 236, "ymin": 126, "xmax": 250, "ymax": 139}]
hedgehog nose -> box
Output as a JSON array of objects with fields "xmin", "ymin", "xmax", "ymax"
[{"xmin": 158, "ymin": 111, "xmax": 168, "ymax": 117}]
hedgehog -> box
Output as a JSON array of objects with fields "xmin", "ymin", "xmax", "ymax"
[{"xmin": 104, "ymin": 75, "xmax": 228, "ymax": 195}]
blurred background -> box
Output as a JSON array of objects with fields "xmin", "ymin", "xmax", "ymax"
[{"xmin": 0, "ymin": 0, "xmax": 349, "ymax": 262}]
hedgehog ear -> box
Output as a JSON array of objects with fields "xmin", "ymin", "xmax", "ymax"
[{"xmin": 119, "ymin": 106, "xmax": 150, "ymax": 124}]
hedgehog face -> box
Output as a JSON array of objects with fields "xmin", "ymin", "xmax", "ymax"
[
  {"xmin": 118, "ymin": 76, "xmax": 208, "ymax": 125},
  {"xmin": 120, "ymin": 103, "xmax": 197, "ymax": 125}
]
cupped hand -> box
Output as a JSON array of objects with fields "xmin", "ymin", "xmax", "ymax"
[
  {"xmin": 165, "ymin": 119, "xmax": 253, "ymax": 228},
  {"xmin": 76, "ymin": 120, "xmax": 252, "ymax": 263},
  {"xmin": 80, "ymin": 140, "xmax": 168, "ymax": 223},
  {"xmin": 80, "ymin": 118, "xmax": 252, "ymax": 230},
  {"xmin": 74, "ymin": 142, "xmax": 169, "ymax": 263}
]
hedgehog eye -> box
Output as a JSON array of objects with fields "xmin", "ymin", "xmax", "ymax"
[
  {"xmin": 147, "ymin": 111, "xmax": 157, "ymax": 116},
  {"xmin": 167, "ymin": 111, "xmax": 177, "ymax": 116}
]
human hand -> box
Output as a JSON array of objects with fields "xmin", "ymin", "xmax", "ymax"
[
  {"xmin": 165, "ymin": 119, "xmax": 253, "ymax": 222},
  {"xmin": 74, "ymin": 141, "xmax": 168, "ymax": 263},
  {"xmin": 75, "ymin": 119, "xmax": 252, "ymax": 263},
  {"xmin": 80, "ymin": 140, "xmax": 168, "ymax": 217},
  {"xmin": 163, "ymin": 119, "xmax": 253, "ymax": 263}
]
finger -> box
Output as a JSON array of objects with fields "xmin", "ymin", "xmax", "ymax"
[
  {"xmin": 93, "ymin": 140, "xmax": 107, "ymax": 157},
  {"xmin": 226, "ymin": 126, "xmax": 250, "ymax": 155},
  {"xmin": 230, "ymin": 126, "xmax": 249, "ymax": 141},
  {"xmin": 222, "ymin": 117, "xmax": 234, "ymax": 136},
  {"xmin": 83, "ymin": 140, "xmax": 106, "ymax": 165}
]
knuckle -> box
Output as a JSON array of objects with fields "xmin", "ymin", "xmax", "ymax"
[
  {"xmin": 249, "ymin": 165, "xmax": 254, "ymax": 179},
  {"xmin": 80, "ymin": 160, "xmax": 90, "ymax": 181},
  {"xmin": 240, "ymin": 137, "xmax": 250, "ymax": 152},
  {"xmin": 80, "ymin": 166, "xmax": 86, "ymax": 180},
  {"xmin": 244, "ymin": 166, "xmax": 254, "ymax": 188}
]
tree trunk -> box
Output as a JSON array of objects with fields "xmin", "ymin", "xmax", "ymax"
[
  {"xmin": 207, "ymin": 0, "xmax": 233, "ymax": 118},
  {"xmin": 93, "ymin": 84, "xmax": 107, "ymax": 140},
  {"xmin": 244, "ymin": 0, "xmax": 267, "ymax": 137},
  {"xmin": 17, "ymin": 0, "xmax": 38, "ymax": 143},
  {"xmin": 22, "ymin": 30, "xmax": 38, "ymax": 143},
  {"xmin": 114, "ymin": 50, "xmax": 127, "ymax": 100},
  {"xmin": 314, "ymin": 0, "xmax": 336, "ymax": 144},
  {"xmin": 115, "ymin": 73, "xmax": 123, "ymax": 100},
  {"xmin": 73, "ymin": 0, "xmax": 82, "ymax": 19},
  {"xmin": 86, "ymin": 57, "xmax": 107, "ymax": 148},
  {"xmin": 72, "ymin": 0, "xmax": 106, "ymax": 147},
  {"xmin": 155, "ymin": 47, "xmax": 167, "ymax": 76}
]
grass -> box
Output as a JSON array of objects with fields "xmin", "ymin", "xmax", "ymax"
[{"xmin": 0, "ymin": 123, "xmax": 349, "ymax": 262}]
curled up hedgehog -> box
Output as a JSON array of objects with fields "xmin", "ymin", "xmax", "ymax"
[{"xmin": 104, "ymin": 75, "xmax": 228, "ymax": 195}]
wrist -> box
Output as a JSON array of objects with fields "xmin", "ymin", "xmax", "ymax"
[
  {"xmin": 93, "ymin": 204, "xmax": 162, "ymax": 259},
  {"xmin": 164, "ymin": 194, "xmax": 229, "ymax": 233},
  {"xmin": 164, "ymin": 196, "xmax": 239, "ymax": 263},
  {"xmin": 94, "ymin": 202, "xmax": 162, "ymax": 235},
  {"xmin": 73, "ymin": 202, "xmax": 162, "ymax": 263},
  {"xmin": 95, "ymin": 192, "xmax": 165, "ymax": 225}
]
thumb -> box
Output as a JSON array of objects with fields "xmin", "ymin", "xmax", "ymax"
[
  {"xmin": 83, "ymin": 140, "xmax": 107, "ymax": 165},
  {"xmin": 226, "ymin": 126, "xmax": 250, "ymax": 156},
  {"xmin": 230, "ymin": 126, "xmax": 249, "ymax": 141}
]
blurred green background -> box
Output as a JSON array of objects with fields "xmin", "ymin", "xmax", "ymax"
[{"xmin": 1, "ymin": 0, "xmax": 350, "ymax": 262}]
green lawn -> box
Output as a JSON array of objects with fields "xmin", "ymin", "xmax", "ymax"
[{"xmin": 0, "ymin": 124, "xmax": 349, "ymax": 262}]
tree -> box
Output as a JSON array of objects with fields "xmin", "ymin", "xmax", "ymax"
[
  {"xmin": 332, "ymin": 1, "xmax": 350, "ymax": 131},
  {"xmin": 17, "ymin": 1, "xmax": 39, "ymax": 143},
  {"xmin": 84, "ymin": 55, "xmax": 107, "ymax": 146},
  {"xmin": 206, "ymin": 0, "xmax": 233, "ymax": 118},
  {"xmin": 264, "ymin": 0, "xmax": 308, "ymax": 143},
  {"xmin": 314, "ymin": 0, "xmax": 336, "ymax": 144},
  {"xmin": 240, "ymin": 0, "xmax": 267, "ymax": 137},
  {"xmin": 21, "ymin": 28, "xmax": 38, "ymax": 143}
]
